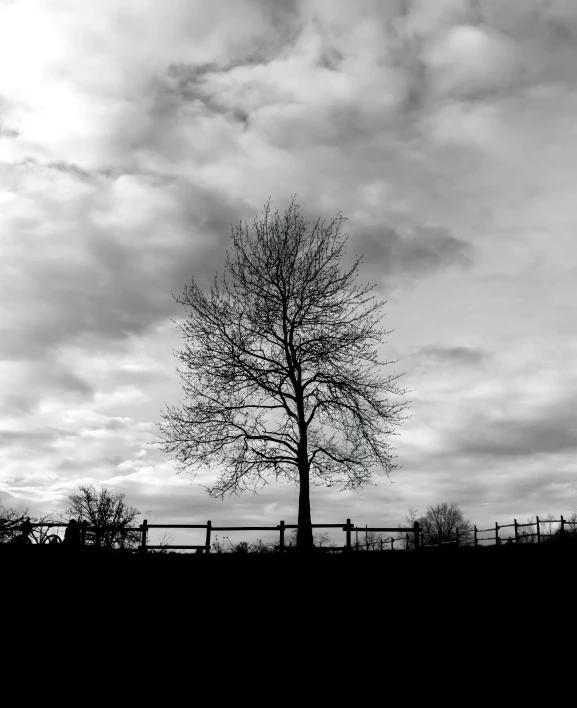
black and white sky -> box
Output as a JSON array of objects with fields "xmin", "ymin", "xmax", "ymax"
[{"xmin": 2, "ymin": 0, "xmax": 577, "ymax": 541}]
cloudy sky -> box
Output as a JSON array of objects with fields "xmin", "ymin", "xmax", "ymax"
[{"xmin": 2, "ymin": 0, "xmax": 577, "ymax": 546}]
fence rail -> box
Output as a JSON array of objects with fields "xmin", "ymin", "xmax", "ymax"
[
  {"xmin": 3, "ymin": 513, "xmax": 576, "ymax": 554},
  {"xmin": 2, "ymin": 518, "xmax": 424, "ymax": 554},
  {"xmin": 473, "ymin": 516, "xmax": 576, "ymax": 547}
]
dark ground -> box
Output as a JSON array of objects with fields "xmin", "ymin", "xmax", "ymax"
[
  {"xmin": 0, "ymin": 544, "xmax": 577, "ymax": 688},
  {"xmin": 4, "ymin": 545, "xmax": 570, "ymax": 693},
  {"xmin": 4, "ymin": 543, "xmax": 572, "ymax": 686},
  {"xmin": 3, "ymin": 542, "xmax": 574, "ymax": 615}
]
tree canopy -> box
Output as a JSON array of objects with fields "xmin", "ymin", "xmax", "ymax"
[
  {"xmin": 155, "ymin": 196, "xmax": 411, "ymax": 548},
  {"xmin": 66, "ymin": 485, "xmax": 141, "ymax": 549},
  {"xmin": 413, "ymin": 503, "xmax": 472, "ymax": 547}
]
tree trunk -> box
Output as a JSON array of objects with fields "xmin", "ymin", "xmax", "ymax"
[{"xmin": 297, "ymin": 465, "xmax": 314, "ymax": 551}]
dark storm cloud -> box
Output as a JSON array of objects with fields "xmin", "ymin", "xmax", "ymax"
[
  {"xmin": 416, "ymin": 345, "xmax": 489, "ymax": 367},
  {"xmin": 352, "ymin": 223, "xmax": 473, "ymax": 282},
  {"xmin": 0, "ymin": 178, "xmax": 252, "ymax": 360},
  {"xmin": 399, "ymin": 226, "xmax": 473, "ymax": 272},
  {"xmin": 501, "ymin": 470, "xmax": 576, "ymax": 501},
  {"xmin": 448, "ymin": 393, "xmax": 577, "ymax": 458},
  {"xmin": 457, "ymin": 420, "xmax": 577, "ymax": 458}
]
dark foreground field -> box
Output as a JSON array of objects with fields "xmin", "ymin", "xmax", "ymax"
[
  {"xmin": 4, "ymin": 544, "xmax": 570, "ymax": 679},
  {"xmin": 3, "ymin": 542, "xmax": 575, "ymax": 615}
]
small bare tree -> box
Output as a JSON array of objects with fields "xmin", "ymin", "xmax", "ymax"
[
  {"xmin": 65, "ymin": 485, "xmax": 141, "ymax": 550},
  {"xmin": 417, "ymin": 503, "xmax": 472, "ymax": 547},
  {"xmin": 154, "ymin": 196, "xmax": 411, "ymax": 550},
  {"xmin": 396, "ymin": 508, "xmax": 419, "ymax": 549},
  {"xmin": 0, "ymin": 499, "xmax": 28, "ymax": 543},
  {"xmin": 516, "ymin": 516, "xmax": 537, "ymax": 544},
  {"xmin": 363, "ymin": 531, "xmax": 388, "ymax": 551},
  {"xmin": 517, "ymin": 513, "xmax": 576, "ymax": 544}
]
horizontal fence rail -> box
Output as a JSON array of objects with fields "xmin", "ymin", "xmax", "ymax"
[
  {"xmin": 473, "ymin": 516, "xmax": 576, "ymax": 547},
  {"xmin": 3, "ymin": 513, "xmax": 575, "ymax": 554},
  {"xmin": 2, "ymin": 518, "xmax": 424, "ymax": 554}
]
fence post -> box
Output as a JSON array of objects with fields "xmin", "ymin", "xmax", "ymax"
[
  {"xmin": 140, "ymin": 520, "xmax": 148, "ymax": 554},
  {"xmin": 455, "ymin": 528, "xmax": 460, "ymax": 548},
  {"xmin": 205, "ymin": 520, "xmax": 212, "ymax": 554},
  {"xmin": 279, "ymin": 520, "xmax": 285, "ymax": 553},
  {"xmin": 381, "ymin": 539, "xmax": 384, "ymax": 552},
  {"xmin": 514, "ymin": 519, "xmax": 518, "ymax": 544},
  {"xmin": 560, "ymin": 515, "xmax": 565, "ymax": 535},
  {"xmin": 495, "ymin": 522, "xmax": 499, "ymax": 546},
  {"xmin": 474, "ymin": 525, "xmax": 478, "ymax": 547},
  {"xmin": 536, "ymin": 516, "xmax": 540, "ymax": 544},
  {"xmin": 390, "ymin": 537, "xmax": 394, "ymax": 551},
  {"xmin": 413, "ymin": 521, "xmax": 420, "ymax": 551},
  {"xmin": 365, "ymin": 525, "xmax": 368, "ymax": 552},
  {"xmin": 405, "ymin": 533, "xmax": 409, "ymax": 551},
  {"xmin": 345, "ymin": 519, "xmax": 352, "ymax": 551}
]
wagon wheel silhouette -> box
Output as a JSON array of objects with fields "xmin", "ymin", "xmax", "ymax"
[{"xmin": 43, "ymin": 534, "xmax": 62, "ymax": 545}]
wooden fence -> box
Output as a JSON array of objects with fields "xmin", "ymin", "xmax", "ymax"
[
  {"xmin": 473, "ymin": 515, "xmax": 577, "ymax": 546},
  {"xmin": 5, "ymin": 514, "xmax": 576, "ymax": 553},
  {"xmin": 3, "ymin": 519, "xmax": 423, "ymax": 553},
  {"xmin": 139, "ymin": 520, "xmax": 424, "ymax": 553},
  {"xmin": 421, "ymin": 528, "xmax": 465, "ymax": 549}
]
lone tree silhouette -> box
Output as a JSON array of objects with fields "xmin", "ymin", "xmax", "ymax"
[
  {"xmin": 417, "ymin": 503, "xmax": 472, "ymax": 547},
  {"xmin": 154, "ymin": 196, "xmax": 411, "ymax": 550},
  {"xmin": 66, "ymin": 485, "xmax": 141, "ymax": 550}
]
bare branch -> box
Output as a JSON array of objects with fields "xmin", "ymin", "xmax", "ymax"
[{"xmin": 153, "ymin": 196, "xmax": 411, "ymax": 547}]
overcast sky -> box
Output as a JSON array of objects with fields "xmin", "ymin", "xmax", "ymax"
[{"xmin": 1, "ymin": 0, "xmax": 577, "ymax": 546}]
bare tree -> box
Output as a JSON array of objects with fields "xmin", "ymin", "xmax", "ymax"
[
  {"xmin": 0, "ymin": 499, "xmax": 28, "ymax": 543},
  {"xmin": 517, "ymin": 513, "xmax": 577, "ymax": 544},
  {"xmin": 154, "ymin": 196, "xmax": 411, "ymax": 550},
  {"xmin": 556, "ymin": 511, "xmax": 577, "ymax": 541},
  {"xmin": 417, "ymin": 503, "xmax": 472, "ymax": 547},
  {"xmin": 352, "ymin": 529, "xmax": 388, "ymax": 551},
  {"xmin": 516, "ymin": 516, "xmax": 537, "ymax": 544},
  {"xmin": 312, "ymin": 531, "xmax": 336, "ymax": 548},
  {"xmin": 65, "ymin": 485, "xmax": 141, "ymax": 550},
  {"xmin": 540, "ymin": 513, "xmax": 557, "ymax": 540},
  {"xmin": 395, "ymin": 507, "xmax": 419, "ymax": 549},
  {"xmin": 0, "ymin": 500, "xmax": 63, "ymax": 544}
]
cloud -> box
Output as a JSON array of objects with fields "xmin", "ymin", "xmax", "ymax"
[
  {"xmin": 415, "ymin": 345, "xmax": 489, "ymax": 367},
  {"xmin": 352, "ymin": 222, "xmax": 473, "ymax": 285},
  {"xmin": 1, "ymin": 0, "xmax": 577, "ymax": 529},
  {"xmin": 0, "ymin": 0, "xmax": 283, "ymax": 171},
  {"xmin": 0, "ymin": 359, "xmax": 93, "ymax": 418},
  {"xmin": 423, "ymin": 24, "xmax": 521, "ymax": 99},
  {"xmin": 0, "ymin": 166, "xmax": 256, "ymax": 360},
  {"xmin": 449, "ymin": 393, "xmax": 577, "ymax": 458}
]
